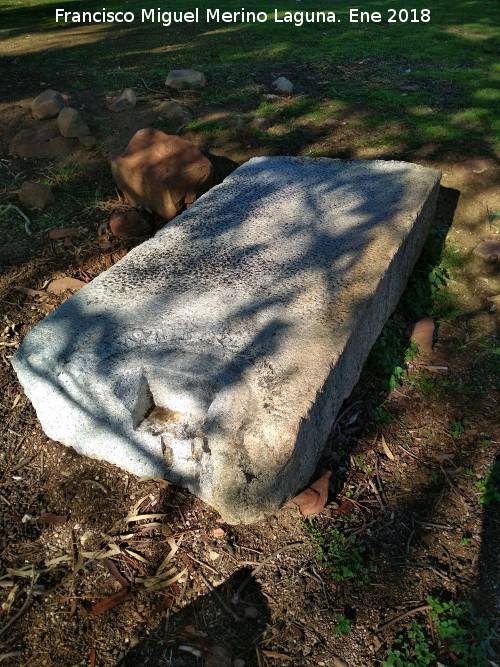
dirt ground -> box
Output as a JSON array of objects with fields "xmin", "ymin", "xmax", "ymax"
[{"xmin": 0, "ymin": 48, "xmax": 499, "ymax": 667}]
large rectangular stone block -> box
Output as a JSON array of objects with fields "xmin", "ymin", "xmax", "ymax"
[{"xmin": 12, "ymin": 158, "xmax": 441, "ymax": 523}]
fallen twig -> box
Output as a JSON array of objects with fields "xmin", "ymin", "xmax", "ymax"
[
  {"xmin": 184, "ymin": 552, "xmax": 219, "ymax": 575},
  {"xmin": 377, "ymin": 604, "xmax": 432, "ymax": 632},
  {"xmin": 0, "ymin": 651, "xmax": 24, "ymax": 662},
  {"xmin": 440, "ymin": 466, "xmax": 469, "ymax": 508},
  {"xmin": 416, "ymin": 521, "xmax": 454, "ymax": 530},
  {"xmin": 0, "ymin": 567, "xmax": 37, "ymax": 638},
  {"xmin": 368, "ymin": 478, "xmax": 385, "ymax": 509},
  {"xmin": 140, "ymin": 77, "xmax": 162, "ymax": 93},
  {"xmin": 0, "ymin": 204, "xmax": 32, "ymax": 235}
]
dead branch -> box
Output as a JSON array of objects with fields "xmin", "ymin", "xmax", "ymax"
[{"xmin": 377, "ymin": 604, "xmax": 432, "ymax": 632}]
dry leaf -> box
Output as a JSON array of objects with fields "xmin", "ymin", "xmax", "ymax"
[
  {"xmin": 290, "ymin": 470, "xmax": 332, "ymax": 517},
  {"xmin": 13, "ymin": 286, "xmax": 46, "ymax": 298},
  {"xmin": 89, "ymin": 649, "xmax": 97, "ymax": 667},
  {"xmin": 333, "ymin": 500, "xmax": 356, "ymax": 516},
  {"xmin": 125, "ymin": 513, "xmax": 166, "ymax": 523},
  {"xmin": 262, "ymin": 650, "xmax": 292, "ymax": 661},
  {"xmin": 81, "ymin": 544, "xmax": 121, "ymax": 560},
  {"xmin": 157, "ymin": 537, "xmax": 182, "ymax": 575},
  {"xmin": 124, "ymin": 548, "xmax": 150, "ymax": 565},
  {"xmin": 46, "ymin": 278, "xmax": 87, "ymax": 294},
  {"xmin": 145, "ymin": 568, "xmax": 188, "ymax": 592},
  {"xmin": 6, "ymin": 566, "xmax": 39, "ymax": 577},
  {"xmin": 90, "ymin": 589, "xmax": 135, "ymax": 615},
  {"xmin": 44, "ymin": 555, "xmax": 72, "ymax": 567},
  {"xmin": 102, "ymin": 558, "xmax": 129, "ymax": 589},
  {"xmin": 381, "ymin": 434, "xmax": 395, "ymax": 461},
  {"xmin": 39, "ymin": 512, "xmax": 69, "ymax": 524}
]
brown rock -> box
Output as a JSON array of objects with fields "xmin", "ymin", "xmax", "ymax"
[
  {"xmin": 31, "ymin": 89, "xmax": 66, "ymax": 120},
  {"xmin": 108, "ymin": 88, "xmax": 137, "ymax": 113},
  {"xmin": 48, "ymin": 228, "xmax": 79, "ymax": 240},
  {"xmin": 410, "ymin": 317, "xmax": 435, "ymax": 354},
  {"xmin": 454, "ymin": 158, "xmax": 496, "ymax": 174},
  {"xmin": 46, "ymin": 277, "xmax": 87, "ymax": 294},
  {"xmin": 474, "ymin": 240, "xmax": 500, "ymax": 261},
  {"xmin": 79, "ymin": 135, "xmax": 97, "ymax": 149},
  {"xmin": 109, "ymin": 129, "xmax": 214, "ymax": 220},
  {"xmin": 154, "ymin": 101, "xmax": 193, "ymax": 132},
  {"xmin": 19, "ymin": 181, "xmax": 54, "ymax": 210},
  {"xmin": 57, "ymin": 107, "xmax": 91, "ymax": 138},
  {"xmin": 109, "ymin": 210, "xmax": 152, "ymax": 239},
  {"xmin": 9, "ymin": 122, "xmax": 77, "ymax": 158}
]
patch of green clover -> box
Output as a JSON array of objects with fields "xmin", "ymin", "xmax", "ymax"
[
  {"xmin": 384, "ymin": 597, "xmax": 498, "ymax": 666},
  {"xmin": 333, "ymin": 614, "xmax": 353, "ymax": 635},
  {"xmin": 304, "ymin": 522, "xmax": 370, "ymax": 584}
]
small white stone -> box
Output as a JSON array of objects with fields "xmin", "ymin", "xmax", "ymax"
[{"xmin": 273, "ymin": 76, "xmax": 293, "ymax": 94}]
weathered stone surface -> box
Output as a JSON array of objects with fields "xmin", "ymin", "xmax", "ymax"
[
  {"xmin": 109, "ymin": 129, "xmax": 214, "ymax": 220},
  {"xmin": 108, "ymin": 88, "xmax": 137, "ymax": 113},
  {"xmin": 474, "ymin": 240, "xmax": 500, "ymax": 261},
  {"xmin": 109, "ymin": 211, "xmax": 152, "ymax": 239},
  {"xmin": 165, "ymin": 69, "xmax": 205, "ymax": 89},
  {"xmin": 154, "ymin": 101, "xmax": 193, "ymax": 132},
  {"xmin": 57, "ymin": 107, "xmax": 91, "ymax": 138},
  {"xmin": 12, "ymin": 157, "xmax": 441, "ymax": 524},
  {"xmin": 9, "ymin": 123, "xmax": 77, "ymax": 158},
  {"xmin": 19, "ymin": 181, "xmax": 54, "ymax": 209},
  {"xmin": 32, "ymin": 89, "xmax": 66, "ymax": 120}
]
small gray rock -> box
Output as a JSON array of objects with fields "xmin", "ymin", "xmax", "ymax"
[
  {"xmin": 165, "ymin": 69, "xmax": 205, "ymax": 89},
  {"xmin": 108, "ymin": 88, "xmax": 137, "ymax": 113},
  {"xmin": 154, "ymin": 101, "xmax": 193, "ymax": 131},
  {"xmin": 273, "ymin": 76, "xmax": 293, "ymax": 94}
]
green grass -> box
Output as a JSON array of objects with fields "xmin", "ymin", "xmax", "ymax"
[
  {"xmin": 384, "ymin": 621, "xmax": 436, "ymax": 666},
  {"xmin": 1, "ymin": 0, "xmax": 499, "ymax": 159},
  {"xmin": 363, "ymin": 226, "xmax": 465, "ymax": 398},
  {"xmin": 476, "ymin": 460, "xmax": 500, "ymax": 506}
]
